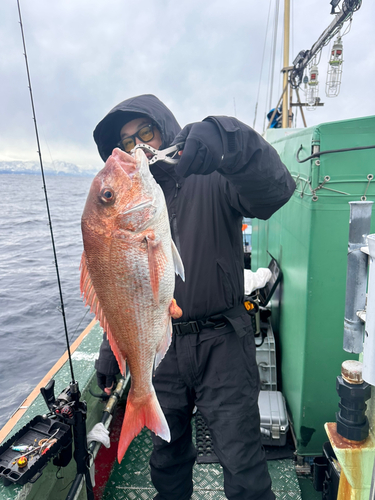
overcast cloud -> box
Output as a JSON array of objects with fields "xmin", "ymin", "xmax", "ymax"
[{"xmin": 1, "ymin": 0, "xmax": 374, "ymax": 170}]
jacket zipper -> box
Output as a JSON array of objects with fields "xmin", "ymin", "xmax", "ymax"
[{"xmin": 174, "ymin": 182, "xmax": 181, "ymax": 198}]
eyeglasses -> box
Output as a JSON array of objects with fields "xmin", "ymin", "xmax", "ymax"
[{"xmin": 117, "ymin": 123, "xmax": 155, "ymax": 153}]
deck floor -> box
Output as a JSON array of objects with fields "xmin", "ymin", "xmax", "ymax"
[{"xmin": 100, "ymin": 428, "xmax": 306, "ymax": 500}]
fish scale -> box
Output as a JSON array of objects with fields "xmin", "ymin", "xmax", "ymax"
[{"xmin": 80, "ymin": 147, "xmax": 184, "ymax": 462}]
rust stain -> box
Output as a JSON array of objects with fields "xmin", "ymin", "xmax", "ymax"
[
  {"xmin": 338, "ymin": 471, "xmax": 352, "ymax": 500},
  {"xmin": 326, "ymin": 422, "xmax": 368, "ymax": 449},
  {"xmin": 326, "ymin": 422, "xmax": 365, "ymax": 493},
  {"xmin": 344, "ymin": 445, "xmax": 363, "ymax": 494}
]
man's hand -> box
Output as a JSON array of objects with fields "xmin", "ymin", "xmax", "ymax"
[
  {"xmin": 97, "ymin": 372, "xmax": 117, "ymax": 395},
  {"xmin": 172, "ymin": 121, "xmax": 224, "ymax": 177}
]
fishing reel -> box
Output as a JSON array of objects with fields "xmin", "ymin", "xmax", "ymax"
[
  {"xmin": 40, "ymin": 379, "xmax": 78, "ymax": 422},
  {"xmin": 39, "ymin": 379, "xmax": 79, "ymax": 468}
]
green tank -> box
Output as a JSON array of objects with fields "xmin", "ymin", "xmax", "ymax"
[{"xmin": 252, "ymin": 115, "xmax": 375, "ymax": 456}]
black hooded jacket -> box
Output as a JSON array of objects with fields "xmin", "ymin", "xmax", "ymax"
[{"xmin": 93, "ymin": 95, "xmax": 295, "ymax": 331}]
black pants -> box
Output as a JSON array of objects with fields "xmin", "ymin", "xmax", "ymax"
[{"xmin": 150, "ymin": 324, "xmax": 275, "ymax": 500}]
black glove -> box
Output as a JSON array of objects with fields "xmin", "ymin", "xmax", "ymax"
[
  {"xmin": 172, "ymin": 121, "xmax": 224, "ymax": 177},
  {"xmin": 96, "ymin": 372, "xmax": 117, "ymax": 393}
]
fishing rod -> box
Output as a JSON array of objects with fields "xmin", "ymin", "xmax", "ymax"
[
  {"xmin": 16, "ymin": 3, "xmax": 94, "ymax": 499},
  {"xmin": 16, "ymin": 0, "xmax": 75, "ymax": 383}
]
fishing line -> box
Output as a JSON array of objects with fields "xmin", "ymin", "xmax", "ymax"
[
  {"xmin": 70, "ymin": 309, "xmax": 91, "ymax": 345},
  {"xmin": 253, "ymin": 0, "xmax": 272, "ymax": 130},
  {"xmin": 16, "ymin": 0, "xmax": 75, "ymax": 383},
  {"xmin": 268, "ymin": 0, "xmax": 280, "ymax": 111}
]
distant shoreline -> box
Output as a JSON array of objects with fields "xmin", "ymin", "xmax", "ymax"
[{"xmin": 0, "ymin": 170, "xmax": 95, "ymax": 177}]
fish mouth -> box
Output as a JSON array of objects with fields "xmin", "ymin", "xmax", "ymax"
[
  {"xmin": 131, "ymin": 145, "xmax": 155, "ymax": 160},
  {"xmin": 113, "ymin": 148, "xmax": 154, "ymax": 177},
  {"xmin": 111, "ymin": 148, "xmax": 139, "ymax": 177},
  {"xmin": 139, "ymin": 149, "xmax": 155, "ymax": 161}
]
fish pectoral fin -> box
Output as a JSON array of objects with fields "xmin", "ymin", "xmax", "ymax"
[
  {"xmin": 171, "ymin": 239, "xmax": 185, "ymax": 281},
  {"xmin": 154, "ymin": 320, "xmax": 172, "ymax": 370},
  {"xmin": 146, "ymin": 234, "xmax": 168, "ymax": 303},
  {"xmin": 80, "ymin": 251, "xmax": 126, "ymax": 376},
  {"xmin": 118, "ymin": 389, "xmax": 170, "ymax": 463}
]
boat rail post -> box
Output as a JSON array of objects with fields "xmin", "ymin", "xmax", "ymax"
[
  {"xmin": 343, "ymin": 201, "xmax": 373, "ymax": 354},
  {"xmin": 363, "ymin": 234, "xmax": 375, "ymax": 500},
  {"xmin": 363, "ymin": 234, "xmax": 375, "ymax": 385}
]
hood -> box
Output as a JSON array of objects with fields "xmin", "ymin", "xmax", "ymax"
[{"xmin": 93, "ymin": 94, "xmax": 181, "ymax": 162}]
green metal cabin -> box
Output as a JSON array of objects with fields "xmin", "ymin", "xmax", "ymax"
[{"xmin": 253, "ymin": 115, "xmax": 375, "ymax": 457}]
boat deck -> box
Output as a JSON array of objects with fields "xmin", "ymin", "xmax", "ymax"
[
  {"xmin": 0, "ymin": 321, "xmax": 321, "ymax": 500},
  {"xmin": 96, "ymin": 411, "xmax": 320, "ymax": 500}
]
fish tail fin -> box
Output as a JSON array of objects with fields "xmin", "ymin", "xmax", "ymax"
[{"xmin": 117, "ymin": 389, "xmax": 170, "ymax": 463}]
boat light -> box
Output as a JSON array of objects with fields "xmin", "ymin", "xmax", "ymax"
[
  {"xmin": 306, "ymin": 64, "xmax": 320, "ymax": 110},
  {"xmin": 326, "ymin": 36, "xmax": 344, "ymax": 97}
]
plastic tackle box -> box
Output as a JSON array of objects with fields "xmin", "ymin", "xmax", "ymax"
[
  {"xmin": 256, "ymin": 322, "xmax": 277, "ymax": 391},
  {"xmin": 258, "ymin": 390, "xmax": 289, "ymax": 446},
  {"xmin": 0, "ymin": 416, "xmax": 71, "ymax": 486}
]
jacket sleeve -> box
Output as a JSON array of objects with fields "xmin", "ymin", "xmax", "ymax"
[
  {"xmin": 94, "ymin": 333, "xmax": 120, "ymax": 376},
  {"xmin": 205, "ymin": 116, "xmax": 296, "ymax": 220}
]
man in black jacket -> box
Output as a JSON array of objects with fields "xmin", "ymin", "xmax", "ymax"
[{"xmin": 93, "ymin": 94, "xmax": 295, "ymax": 500}]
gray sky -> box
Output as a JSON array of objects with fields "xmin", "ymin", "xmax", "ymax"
[{"xmin": 1, "ymin": 0, "xmax": 374, "ymax": 170}]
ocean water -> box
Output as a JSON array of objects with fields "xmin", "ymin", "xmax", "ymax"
[{"xmin": 0, "ymin": 173, "xmax": 96, "ymax": 430}]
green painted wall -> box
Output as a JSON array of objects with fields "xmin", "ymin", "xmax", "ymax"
[{"xmin": 252, "ymin": 116, "xmax": 375, "ymax": 455}]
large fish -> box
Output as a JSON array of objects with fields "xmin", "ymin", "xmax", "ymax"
[{"xmin": 80, "ymin": 147, "xmax": 184, "ymax": 462}]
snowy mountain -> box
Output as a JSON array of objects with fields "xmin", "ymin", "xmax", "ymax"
[{"xmin": 0, "ymin": 160, "xmax": 97, "ymax": 176}]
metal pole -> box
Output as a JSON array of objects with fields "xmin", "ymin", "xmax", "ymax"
[
  {"xmin": 295, "ymin": 87, "xmax": 307, "ymax": 128},
  {"xmin": 290, "ymin": 0, "xmax": 362, "ymax": 86},
  {"xmin": 282, "ymin": 0, "xmax": 290, "ymax": 128},
  {"xmin": 363, "ymin": 234, "xmax": 375, "ymax": 385},
  {"xmin": 288, "ymin": 81, "xmax": 293, "ymax": 128},
  {"xmin": 343, "ymin": 201, "xmax": 373, "ymax": 354},
  {"xmin": 266, "ymin": 82, "xmax": 288, "ymax": 131}
]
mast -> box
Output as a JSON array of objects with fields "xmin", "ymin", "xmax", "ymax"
[{"xmin": 282, "ymin": 0, "xmax": 290, "ymax": 128}]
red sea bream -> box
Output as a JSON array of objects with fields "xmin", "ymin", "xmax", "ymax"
[{"xmin": 80, "ymin": 147, "xmax": 184, "ymax": 462}]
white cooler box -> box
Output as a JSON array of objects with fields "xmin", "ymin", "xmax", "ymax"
[{"xmin": 258, "ymin": 390, "xmax": 289, "ymax": 447}]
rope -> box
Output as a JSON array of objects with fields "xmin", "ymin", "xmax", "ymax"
[{"xmin": 296, "ymin": 144, "xmax": 375, "ymax": 163}]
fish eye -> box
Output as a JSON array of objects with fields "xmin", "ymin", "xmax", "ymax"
[{"xmin": 100, "ymin": 187, "xmax": 115, "ymax": 204}]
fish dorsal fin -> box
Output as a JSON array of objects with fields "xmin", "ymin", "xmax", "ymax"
[
  {"xmin": 80, "ymin": 251, "xmax": 126, "ymax": 376},
  {"xmin": 171, "ymin": 239, "xmax": 185, "ymax": 281},
  {"xmin": 147, "ymin": 236, "xmax": 168, "ymax": 303}
]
